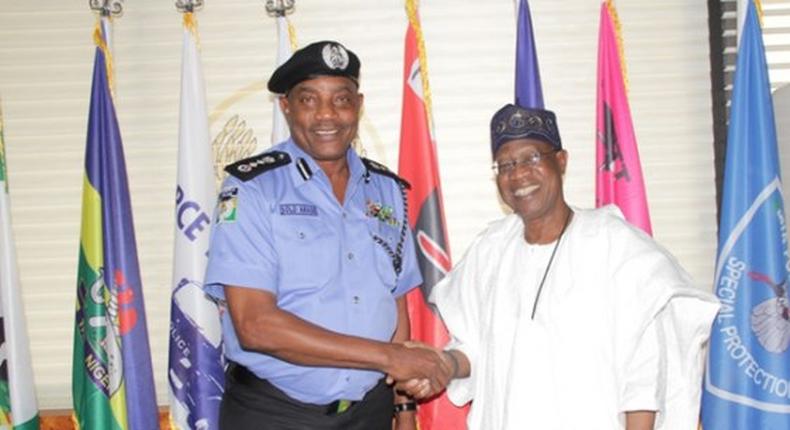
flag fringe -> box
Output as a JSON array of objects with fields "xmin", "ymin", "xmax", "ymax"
[
  {"xmin": 183, "ymin": 12, "xmax": 201, "ymax": 47},
  {"xmin": 404, "ymin": 0, "xmax": 434, "ymax": 124},
  {"xmin": 286, "ymin": 17, "xmax": 298, "ymax": 51},
  {"xmin": 604, "ymin": 0, "xmax": 629, "ymax": 92},
  {"xmin": 92, "ymin": 21, "xmax": 116, "ymax": 96}
]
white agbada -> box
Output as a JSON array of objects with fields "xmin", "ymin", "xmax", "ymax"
[{"xmin": 431, "ymin": 206, "xmax": 719, "ymax": 430}]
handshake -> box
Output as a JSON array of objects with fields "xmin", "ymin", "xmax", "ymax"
[{"xmin": 384, "ymin": 341, "xmax": 464, "ymax": 400}]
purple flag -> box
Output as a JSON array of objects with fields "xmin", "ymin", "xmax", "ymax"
[{"xmin": 515, "ymin": 0, "xmax": 544, "ymax": 108}]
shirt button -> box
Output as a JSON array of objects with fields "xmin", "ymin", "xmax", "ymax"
[
  {"xmin": 347, "ymin": 252, "xmax": 354, "ymax": 260},
  {"xmin": 298, "ymin": 232, "xmax": 305, "ymax": 239},
  {"xmin": 353, "ymin": 296, "xmax": 360, "ymax": 304},
  {"xmin": 342, "ymin": 212, "xmax": 348, "ymax": 219}
]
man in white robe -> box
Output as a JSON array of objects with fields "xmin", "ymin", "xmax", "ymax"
[{"xmin": 399, "ymin": 104, "xmax": 719, "ymax": 430}]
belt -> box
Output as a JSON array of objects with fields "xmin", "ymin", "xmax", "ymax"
[{"xmin": 227, "ymin": 362, "xmax": 360, "ymax": 416}]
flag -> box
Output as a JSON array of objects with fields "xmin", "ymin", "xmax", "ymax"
[
  {"xmin": 0, "ymin": 103, "xmax": 39, "ymax": 430},
  {"xmin": 702, "ymin": 1, "xmax": 790, "ymax": 428},
  {"xmin": 514, "ymin": 0, "xmax": 543, "ymax": 108},
  {"xmin": 398, "ymin": 1, "xmax": 467, "ymax": 428},
  {"xmin": 168, "ymin": 13, "xmax": 225, "ymax": 430},
  {"xmin": 595, "ymin": 0, "xmax": 652, "ymax": 235},
  {"xmin": 271, "ymin": 15, "xmax": 294, "ymax": 145},
  {"xmin": 72, "ymin": 20, "xmax": 159, "ymax": 430}
]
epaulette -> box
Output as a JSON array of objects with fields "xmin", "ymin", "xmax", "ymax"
[
  {"xmin": 224, "ymin": 151, "xmax": 292, "ymax": 181},
  {"xmin": 361, "ymin": 157, "xmax": 411, "ymax": 190}
]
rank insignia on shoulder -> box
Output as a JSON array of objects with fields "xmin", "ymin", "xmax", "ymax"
[
  {"xmin": 225, "ymin": 151, "xmax": 292, "ymax": 181},
  {"xmin": 361, "ymin": 157, "xmax": 411, "ymax": 190}
]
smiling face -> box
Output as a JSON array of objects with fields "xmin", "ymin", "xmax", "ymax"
[
  {"xmin": 494, "ymin": 138, "xmax": 569, "ymax": 227},
  {"xmin": 279, "ymin": 75, "xmax": 363, "ymax": 165}
]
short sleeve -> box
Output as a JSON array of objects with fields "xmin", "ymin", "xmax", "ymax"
[{"xmin": 204, "ymin": 177, "xmax": 279, "ymax": 299}]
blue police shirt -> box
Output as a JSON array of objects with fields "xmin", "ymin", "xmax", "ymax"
[{"xmin": 204, "ymin": 139, "xmax": 422, "ymax": 404}]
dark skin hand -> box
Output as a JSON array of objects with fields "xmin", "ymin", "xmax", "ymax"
[
  {"xmin": 224, "ymin": 286, "xmax": 452, "ymax": 391},
  {"xmin": 394, "ymin": 342, "xmax": 467, "ymax": 399}
]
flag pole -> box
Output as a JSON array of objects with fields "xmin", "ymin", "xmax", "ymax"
[{"xmin": 265, "ymin": 0, "xmax": 297, "ymax": 146}]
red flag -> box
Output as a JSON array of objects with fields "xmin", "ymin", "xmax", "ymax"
[
  {"xmin": 398, "ymin": 3, "xmax": 468, "ymax": 429},
  {"xmin": 595, "ymin": 0, "xmax": 652, "ymax": 235}
]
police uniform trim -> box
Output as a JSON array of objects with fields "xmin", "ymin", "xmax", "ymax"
[
  {"xmin": 225, "ymin": 151, "xmax": 292, "ymax": 181},
  {"xmin": 296, "ymin": 158, "xmax": 313, "ymax": 181},
  {"xmin": 361, "ymin": 158, "xmax": 411, "ymax": 190}
]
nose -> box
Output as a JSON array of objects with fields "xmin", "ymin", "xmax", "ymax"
[
  {"xmin": 315, "ymin": 99, "xmax": 338, "ymax": 120},
  {"xmin": 508, "ymin": 160, "xmax": 535, "ymax": 179}
]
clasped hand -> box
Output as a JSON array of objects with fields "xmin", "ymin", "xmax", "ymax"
[{"xmin": 385, "ymin": 341, "xmax": 453, "ymax": 399}]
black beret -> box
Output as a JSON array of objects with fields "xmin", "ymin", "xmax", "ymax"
[
  {"xmin": 490, "ymin": 104, "xmax": 562, "ymax": 158},
  {"xmin": 267, "ymin": 41, "xmax": 361, "ymax": 94}
]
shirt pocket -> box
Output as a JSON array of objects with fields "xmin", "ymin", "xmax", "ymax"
[{"xmin": 273, "ymin": 216, "xmax": 338, "ymax": 292}]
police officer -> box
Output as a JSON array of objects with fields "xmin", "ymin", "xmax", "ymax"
[{"xmin": 204, "ymin": 41, "xmax": 452, "ymax": 430}]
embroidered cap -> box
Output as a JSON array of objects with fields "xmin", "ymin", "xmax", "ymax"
[
  {"xmin": 268, "ymin": 40, "xmax": 361, "ymax": 94},
  {"xmin": 490, "ymin": 104, "xmax": 562, "ymax": 158}
]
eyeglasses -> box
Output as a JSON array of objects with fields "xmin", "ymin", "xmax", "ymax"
[{"xmin": 492, "ymin": 149, "xmax": 559, "ymax": 176}]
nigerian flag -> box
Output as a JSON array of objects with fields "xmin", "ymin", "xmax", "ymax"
[{"xmin": 0, "ymin": 101, "xmax": 40, "ymax": 430}]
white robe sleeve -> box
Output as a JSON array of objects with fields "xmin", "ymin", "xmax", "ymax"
[
  {"xmin": 619, "ymin": 317, "xmax": 662, "ymax": 422},
  {"xmin": 430, "ymin": 232, "xmax": 490, "ymax": 406},
  {"xmin": 606, "ymin": 209, "xmax": 719, "ymax": 430}
]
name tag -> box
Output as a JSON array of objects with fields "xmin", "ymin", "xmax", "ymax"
[{"xmin": 279, "ymin": 204, "xmax": 318, "ymax": 216}]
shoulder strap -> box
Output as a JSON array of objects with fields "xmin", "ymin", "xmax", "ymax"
[
  {"xmin": 224, "ymin": 151, "xmax": 292, "ymax": 182},
  {"xmin": 361, "ymin": 157, "xmax": 411, "ymax": 190}
]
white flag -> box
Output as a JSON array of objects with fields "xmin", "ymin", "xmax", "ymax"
[
  {"xmin": 167, "ymin": 13, "xmax": 224, "ymax": 430},
  {"xmin": 0, "ymin": 103, "xmax": 40, "ymax": 430},
  {"xmin": 271, "ymin": 16, "xmax": 293, "ymax": 145}
]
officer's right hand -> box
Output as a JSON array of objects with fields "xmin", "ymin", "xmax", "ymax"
[{"xmin": 384, "ymin": 342, "xmax": 452, "ymax": 397}]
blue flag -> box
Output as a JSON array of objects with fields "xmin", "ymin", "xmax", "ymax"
[
  {"xmin": 702, "ymin": 2, "xmax": 790, "ymax": 428},
  {"xmin": 72, "ymin": 20, "xmax": 159, "ymax": 430},
  {"xmin": 514, "ymin": 0, "xmax": 543, "ymax": 108}
]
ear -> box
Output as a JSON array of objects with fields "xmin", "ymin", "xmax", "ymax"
[
  {"xmin": 278, "ymin": 95, "xmax": 290, "ymax": 115},
  {"xmin": 357, "ymin": 92, "xmax": 365, "ymax": 110},
  {"xmin": 556, "ymin": 149, "xmax": 569, "ymax": 176}
]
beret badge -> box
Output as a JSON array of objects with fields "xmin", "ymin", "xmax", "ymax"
[{"xmin": 322, "ymin": 43, "xmax": 350, "ymax": 70}]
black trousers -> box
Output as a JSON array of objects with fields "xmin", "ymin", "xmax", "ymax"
[{"xmin": 219, "ymin": 365, "xmax": 394, "ymax": 430}]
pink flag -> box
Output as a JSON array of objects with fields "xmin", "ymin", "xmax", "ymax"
[{"xmin": 595, "ymin": 0, "xmax": 652, "ymax": 235}]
